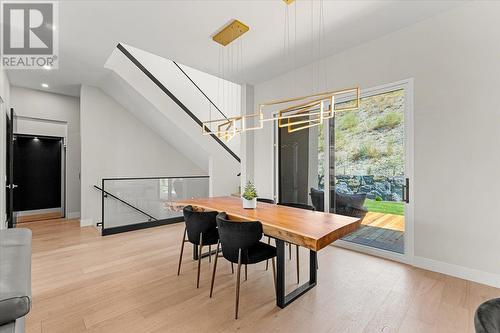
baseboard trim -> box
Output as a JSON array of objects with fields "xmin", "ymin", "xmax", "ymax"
[
  {"xmin": 334, "ymin": 241, "xmax": 500, "ymax": 289},
  {"xmin": 413, "ymin": 256, "xmax": 500, "ymax": 288},
  {"xmin": 101, "ymin": 217, "xmax": 184, "ymax": 236},
  {"xmin": 67, "ymin": 212, "xmax": 81, "ymax": 219},
  {"xmin": 79, "ymin": 218, "xmax": 94, "ymax": 227}
]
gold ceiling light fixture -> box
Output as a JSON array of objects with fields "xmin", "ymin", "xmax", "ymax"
[
  {"xmin": 268, "ymin": 0, "xmax": 360, "ymax": 135},
  {"xmin": 212, "ymin": 19, "xmax": 249, "ymax": 46},
  {"xmin": 202, "ymin": 1, "xmax": 360, "ymax": 142},
  {"xmin": 201, "ymin": 19, "xmax": 248, "ymax": 140},
  {"xmin": 262, "ymin": 86, "xmax": 360, "ymax": 133}
]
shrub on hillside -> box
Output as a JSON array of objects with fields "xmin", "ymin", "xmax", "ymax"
[
  {"xmin": 335, "ymin": 130, "xmax": 345, "ymax": 149},
  {"xmin": 339, "ymin": 112, "xmax": 358, "ymax": 131},
  {"xmin": 372, "ymin": 112, "xmax": 403, "ymax": 130},
  {"xmin": 351, "ymin": 142, "xmax": 380, "ymax": 161}
]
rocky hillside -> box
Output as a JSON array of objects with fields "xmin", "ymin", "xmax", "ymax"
[{"xmin": 333, "ymin": 89, "xmax": 405, "ymax": 177}]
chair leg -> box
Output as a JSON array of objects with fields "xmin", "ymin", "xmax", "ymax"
[
  {"xmin": 265, "ymin": 237, "xmax": 271, "ymax": 271},
  {"xmin": 235, "ymin": 249, "xmax": 242, "ymax": 320},
  {"xmin": 231, "ymin": 262, "xmax": 234, "ymax": 274},
  {"xmin": 177, "ymin": 227, "xmax": 187, "ymax": 276},
  {"xmin": 209, "ymin": 241, "xmax": 220, "ymax": 298},
  {"xmin": 288, "ymin": 242, "xmax": 292, "ymax": 260},
  {"xmin": 271, "ymin": 257, "xmax": 277, "ymax": 295},
  {"xmin": 196, "ymin": 233, "xmax": 203, "ymax": 288},
  {"xmin": 208, "ymin": 245, "xmax": 212, "ymax": 263},
  {"xmin": 296, "ymin": 245, "xmax": 300, "ymax": 284},
  {"xmin": 316, "ymin": 256, "xmax": 319, "ymax": 270},
  {"xmin": 245, "ymin": 264, "xmax": 248, "ymax": 281}
]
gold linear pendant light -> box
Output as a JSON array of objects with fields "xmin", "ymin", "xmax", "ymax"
[
  {"xmin": 202, "ymin": 1, "xmax": 360, "ymax": 142},
  {"xmin": 212, "ymin": 19, "xmax": 249, "ymax": 46}
]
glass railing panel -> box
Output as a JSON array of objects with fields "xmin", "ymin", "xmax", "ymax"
[{"xmin": 101, "ymin": 176, "xmax": 209, "ymax": 232}]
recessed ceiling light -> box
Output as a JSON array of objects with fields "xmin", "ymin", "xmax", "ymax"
[{"xmin": 41, "ymin": 83, "xmax": 49, "ymax": 88}]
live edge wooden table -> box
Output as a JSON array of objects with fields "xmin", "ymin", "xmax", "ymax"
[{"xmin": 176, "ymin": 196, "xmax": 360, "ymax": 308}]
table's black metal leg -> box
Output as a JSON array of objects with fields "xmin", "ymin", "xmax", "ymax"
[
  {"xmin": 276, "ymin": 239, "xmax": 286, "ymax": 307},
  {"xmin": 193, "ymin": 244, "xmax": 198, "ymax": 260},
  {"xmin": 309, "ymin": 250, "xmax": 317, "ymax": 284},
  {"xmin": 275, "ymin": 239, "xmax": 317, "ymax": 309}
]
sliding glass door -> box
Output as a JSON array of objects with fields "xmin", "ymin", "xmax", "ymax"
[
  {"xmin": 330, "ymin": 87, "xmax": 409, "ymax": 254},
  {"xmin": 275, "ymin": 80, "xmax": 412, "ymax": 257}
]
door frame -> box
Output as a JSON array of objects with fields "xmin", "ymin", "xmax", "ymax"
[
  {"xmin": 13, "ymin": 133, "xmax": 66, "ymax": 219},
  {"xmin": 273, "ymin": 78, "xmax": 415, "ymax": 264},
  {"xmin": 6, "ymin": 108, "xmax": 15, "ymax": 228}
]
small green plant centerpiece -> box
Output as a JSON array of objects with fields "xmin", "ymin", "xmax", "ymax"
[{"xmin": 242, "ymin": 181, "xmax": 258, "ymax": 209}]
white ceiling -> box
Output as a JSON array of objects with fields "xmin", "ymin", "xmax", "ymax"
[{"xmin": 6, "ymin": 0, "xmax": 465, "ymax": 97}]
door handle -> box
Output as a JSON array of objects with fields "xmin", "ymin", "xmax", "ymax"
[
  {"xmin": 6, "ymin": 184, "xmax": 18, "ymax": 189},
  {"xmin": 402, "ymin": 178, "xmax": 409, "ymax": 204},
  {"xmin": 12, "ymin": 184, "xmax": 18, "ymax": 189}
]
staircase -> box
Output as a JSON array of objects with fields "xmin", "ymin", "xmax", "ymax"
[{"xmin": 101, "ymin": 43, "xmax": 241, "ymax": 196}]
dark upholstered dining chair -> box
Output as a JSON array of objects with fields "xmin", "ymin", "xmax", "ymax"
[
  {"xmin": 210, "ymin": 212, "xmax": 277, "ymax": 319},
  {"xmin": 309, "ymin": 187, "xmax": 368, "ymax": 219},
  {"xmin": 256, "ymin": 197, "xmax": 276, "ymax": 270},
  {"xmin": 256, "ymin": 197, "xmax": 275, "ymax": 204},
  {"xmin": 277, "ymin": 202, "xmax": 316, "ymax": 284},
  {"xmin": 475, "ymin": 298, "xmax": 500, "ymax": 333},
  {"xmin": 178, "ymin": 205, "xmax": 220, "ymax": 288},
  {"xmin": 279, "ymin": 202, "xmax": 315, "ymax": 211}
]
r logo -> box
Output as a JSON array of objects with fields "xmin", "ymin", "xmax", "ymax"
[{"xmin": 3, "ymin": 3, "xmax": 54, "ymax": 55}]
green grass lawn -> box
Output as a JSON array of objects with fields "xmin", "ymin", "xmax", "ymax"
[{"xmin": 364, "ymin": 199, "xmax": 404, "ymax": 216}]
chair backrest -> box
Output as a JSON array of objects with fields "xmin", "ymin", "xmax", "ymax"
[
  {"xmin": 334, "ymin": 192, "xmax": 367, "ymax": 210},
  {"xmin": 278, "ymin": 202, "xmax": 315, "ymax": 211},
  {"xmin": 257, "ymin": 198, "xmax": 275, "ymax": 204},
  {"xmin": 475, "ymin": 298, "xmax": 500, "ymax": 333},
  {"xmin": 309, "ymin": 188, "xmax": 324, "ymax": 211},
  {"xmin": 183, "ymin": 205, "xmax": 218, "ymax": 244},
  {"xmin": 216, "ymin": 212, "xmax": 263, "ymax": 263}
]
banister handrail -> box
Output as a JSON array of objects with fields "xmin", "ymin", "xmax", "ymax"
[
  {"xmin": 172, "ymin": 61, "xmax": 228, "ymax": 120},
  {"xmin": 93, "ymin": 185, "xmax": 158, "ymax": 221},
  {"xmin": 116, "ymin": 43, "xmax": 240, "ymax": 163},
  {"xmin": 102, "ymin": 175, "xmax": 209, "ymax": 181}
]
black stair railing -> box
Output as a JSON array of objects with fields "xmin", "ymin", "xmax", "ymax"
[
  {"xmin": 116, "ymin": 43, "xmax": 240, "ymax": 163},
  {"xmin": 93, "ymin": 185, "xmax": 158, "ymax": 222}
]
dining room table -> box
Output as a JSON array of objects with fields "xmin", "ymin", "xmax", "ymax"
[{"xmin": 175, "ymin": 196, "xmax": 361, "ymax": 308}]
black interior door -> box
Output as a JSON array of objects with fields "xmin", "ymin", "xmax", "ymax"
[
  {"xmin": 13, "ymin": 135, "xmax": 62, "ymax": 212},
  {"xmin": 278, "ymin": 127, "xmax": 310, "ymax": 204}
]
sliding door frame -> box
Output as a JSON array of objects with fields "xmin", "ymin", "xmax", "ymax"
[
  {"xmin": 333, "ymin": 78, "xmax": 414, "ymax": 264},
  {"xmin": 273, "ymin": 78, "xmax": 414, "ymax": 264}
]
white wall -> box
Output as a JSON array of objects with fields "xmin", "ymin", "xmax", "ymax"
[
  {"xmin": 179, "ymin": 62, "xmax": 241, "ymax": 155},
  {"xmin": 253, "ymin": 2, "xmax": 500, "ymax": 284},
  {"xmin": 80, "ymin": 85, "xmax": 205, "ymax": 226},
  {"xmin": 0, "ymin": 68, "xmax": 10, "ymax": 229},
  {"xmin": 16, "ymin": 117, "xmax": 67, "ymax": 138},
  {"xmin": 121, "ymin": 44, "xmax": 241, "ymax": 157},
  {"xmin": 104, "ymin": 46, "xmax": 241, "ymax": 197},
  {"xmin": 9, "ymin": 86, "xmax": 81, "ymax": 218},
  {"xmin": 239, "ymin": 84, "xmax": 254, "ymax": 192}
]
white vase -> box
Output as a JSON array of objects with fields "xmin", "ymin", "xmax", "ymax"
[{"xmin": 242, "ymin": 197, "xmax": 257, "ymax": 209}]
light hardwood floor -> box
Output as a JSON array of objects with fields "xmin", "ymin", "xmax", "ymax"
[{"xmin": 21, "ymin": 218, "xmax": 499, "ymax": 333}]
